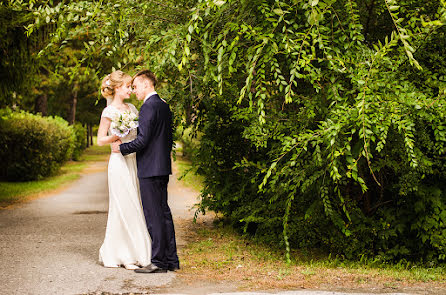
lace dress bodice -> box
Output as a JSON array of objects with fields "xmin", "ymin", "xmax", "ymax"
[{"xmin": 101, "ymin": 103, "xmax": 138, "ymax": 144}]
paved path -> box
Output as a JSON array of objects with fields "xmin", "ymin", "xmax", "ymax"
[{"xmin": 0, "ymin": 161, "xmax": 412, "ymax": 295}]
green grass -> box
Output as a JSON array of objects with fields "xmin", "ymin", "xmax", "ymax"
[
  {"xmin": 0, "ymin": 138, "xmax": 110, "ymax": 207},
  {"xmin": 174, "ymin": 155, "xmax": 204, "ymax": 192},
  {"xmin": 78, "ymin": 140, "xmax": 110, "ymax": 162}
]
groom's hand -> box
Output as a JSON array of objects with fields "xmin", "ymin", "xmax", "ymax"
[{"xmin": 111, "ymin": 140, "xmax": 122, "ymax": 153}]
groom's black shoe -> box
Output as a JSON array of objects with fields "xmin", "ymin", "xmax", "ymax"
[
  {"xmin": 134, "ymin": 263, "xmax": 167, "ymax": 273},
  {"xmin": 168, "ymin": 265, "xmax": 180, "ymax": 272}
]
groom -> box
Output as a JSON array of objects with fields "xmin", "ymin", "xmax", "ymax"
[{"xmin": 112, "ymin": 70, "xmax": 179, "ymax": 273}]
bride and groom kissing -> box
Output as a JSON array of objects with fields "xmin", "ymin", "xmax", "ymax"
[{"xmin": 96, "ymin": 69, "xmax": 179, "ymax": 273}]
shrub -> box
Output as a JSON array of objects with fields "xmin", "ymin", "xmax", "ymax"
[
  {"xmin": 71, "ymin": 123, "xmax": 87, "ymax": 161},
  {"xmin": 176, "ymin": 125, "xmax": 201, "ymax": 159},
  {"xmin": 0, "ymin": 108, "xmax": 75, "ymax": 181},
  {"xmin": 182, "ymin": 0, "xmax": 446, "ymax": 263}
]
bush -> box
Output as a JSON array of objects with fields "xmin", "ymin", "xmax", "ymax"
[
  {"xmin": 71, "ymin": 123, "xmax": 87, "ymax": 161},
  {"xmin": 176, "ymin": 125, "xmax": 201, "ymax": 159},
  {"xmin": 182, "ymin": 0, "xmax": 446, "ymax": 263},
  {"xmin": 0, "ymin": 108, "xmax": 75, "ymax": 181}
]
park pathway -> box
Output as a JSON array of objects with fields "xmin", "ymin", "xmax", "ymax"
[{"xmin": 0, "ymin": 160, "xmax": 412, "ymax": 295}]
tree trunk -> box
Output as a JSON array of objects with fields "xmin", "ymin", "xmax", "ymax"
[
  {"xmin": 364, "ymin": 0, "xmax": 376, "ymax": 40},
  {"xmin": 85, "ymin": 123, "xmax": 90, "ymax": 148},
  {"xmin": 68, "ymin": 82, "xmax": 79, "ymax": 125},
  {"xmin": 89, "ymin": 124, "xmax": 93, "ymax": 146},
  {"xmin": 34, "ymin": 93, "xmax": 48, "ymax": 116}
]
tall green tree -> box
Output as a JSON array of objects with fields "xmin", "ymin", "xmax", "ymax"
[{"xmin": 0, "ymin": 1, "xmax": 55, "ymax": 107}]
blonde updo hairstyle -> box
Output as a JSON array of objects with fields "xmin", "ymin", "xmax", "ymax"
[{"xmin": 101, "ymin": 70, "xmax": 132, "ymax": 105}]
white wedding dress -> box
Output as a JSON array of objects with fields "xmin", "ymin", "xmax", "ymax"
[{"xmin": 99, "ymin": 103, "xmax": 151, "ymax": 268}]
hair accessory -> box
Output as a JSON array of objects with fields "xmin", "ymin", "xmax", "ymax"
[{"xmin": 105, "ymin": 79, "xmax": 110, "ymax": 86}]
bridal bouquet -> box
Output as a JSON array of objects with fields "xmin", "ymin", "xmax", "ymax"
[{"xmin": 110, "ymin": 111, "xmax": 139, "ymax": 137}]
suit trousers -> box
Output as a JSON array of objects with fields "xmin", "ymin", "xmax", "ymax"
[{"xmin": 139, "ymin": 175, "xmax": 179, "ymax": 269}]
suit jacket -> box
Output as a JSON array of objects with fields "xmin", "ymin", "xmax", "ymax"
[{"xmin": 120, "ymin": 94, "xmax": 173, "ymax": 178}]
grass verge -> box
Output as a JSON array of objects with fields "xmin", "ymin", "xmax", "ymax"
[
  {"xmin": 175, "ymin": 156, "xmax": 446, "ymax": 293},
  {"xmin": 174, "ymin": 155, "xmax": 204, "ymax": 192},
  {"xmin": 0, "ymin": 138, "xmax": 110, "ymax": 208}
]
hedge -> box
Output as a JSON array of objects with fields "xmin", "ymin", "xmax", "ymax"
[
  {"xmin": 0, "ymin": 108, "xmax": 77, "ymax": 181},
  {"xmin": 72, "ymin": 123, "xmax": 87, "ymax": 161}
]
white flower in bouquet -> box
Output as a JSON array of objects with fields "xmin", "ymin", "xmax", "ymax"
[
  {"xmin": 110, "ymin": 111, "xmax": 139, "ymax": 137},
  {"xmin": 129, "ymin": 121, "xmax": 138, "ymax": 129}
]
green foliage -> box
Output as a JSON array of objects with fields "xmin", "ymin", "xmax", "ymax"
[
  {"xmin": 71, "ymin": 123, "xmax": 87, "ymax": 161},
  {"xmin": 180, "ymin": 0, "xmax": 446, "ymax": 263},
  {"xmin": 11, "ymin": 0, "xmax": 196, "ymax": 124},
  {"xmin": 0, "ymin": 1, "xmax": 39, "ymax": 106},
  {"xmin": 0, "ymin": 108, "xmax": 75, "ymax": 181},
  {"xmin": 176, "ymin": 125, "xmax": 201, "ymax": 158}
]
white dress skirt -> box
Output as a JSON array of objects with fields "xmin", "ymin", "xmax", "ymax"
[{"xmin": 99, "ymin": 104, "xmax": 151, "ymax": 268}]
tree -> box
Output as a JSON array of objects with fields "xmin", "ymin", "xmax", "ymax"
[
  {"xmin": 0, "ymin": 1, "xmax": 55, "ymax": 107},
  {"xmin": 178, "ymin": 0, "xmax": 446, "ymax": 262}
]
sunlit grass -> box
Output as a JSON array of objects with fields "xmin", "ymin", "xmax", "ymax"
[
  {"xmin": 174, "ymin": 155, "xmax": 204, "ymax": 192},
  {"xmin": 78, "ymin": 140, "xmax": 110, "ymax": 162},
  {"xmin": 0, "ymin": 137, "xmax": 110, "ymax": 207}
]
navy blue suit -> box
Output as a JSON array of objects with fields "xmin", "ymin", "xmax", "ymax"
[{"xmin": 120, "ymin": 94, "xmax": 179, "ymax": 270}]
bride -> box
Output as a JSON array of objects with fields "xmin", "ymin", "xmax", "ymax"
[{"xmin": 96, "ymin": 70, "xmax": 151, "ymax": 270}]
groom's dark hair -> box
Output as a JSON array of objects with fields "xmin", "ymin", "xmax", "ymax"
[{"xmin": 133, "ymin": 70, "xmax": 158, "ymax": 88}]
